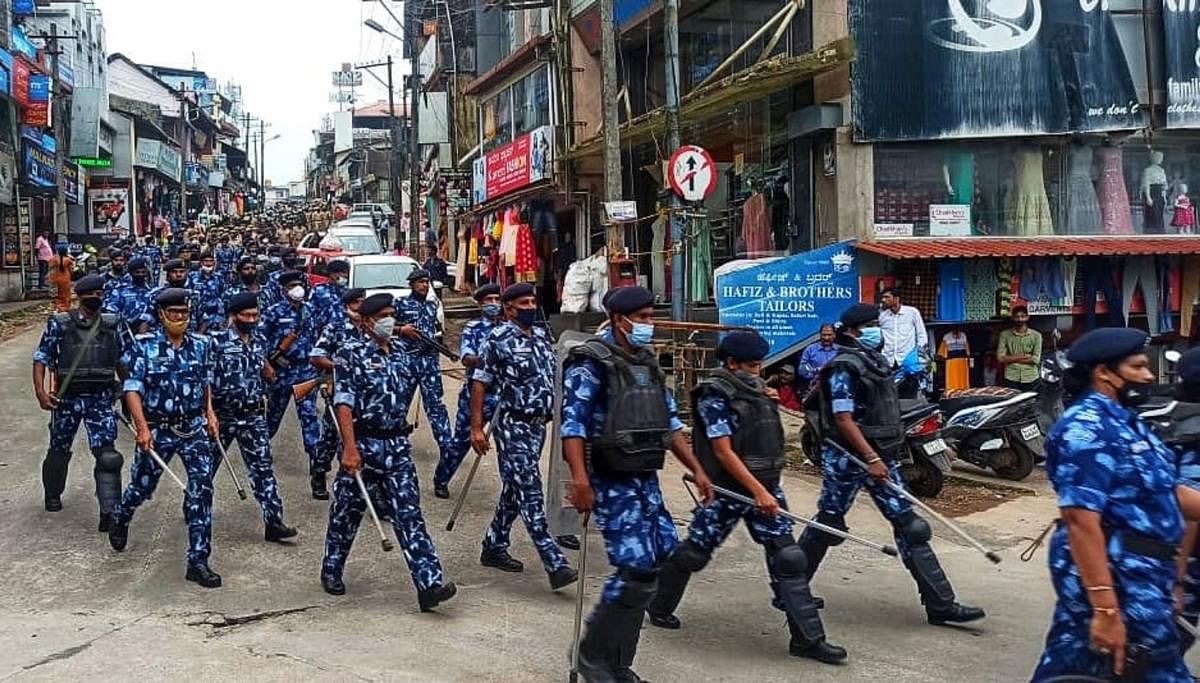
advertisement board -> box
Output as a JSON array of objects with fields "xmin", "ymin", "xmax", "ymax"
[
  {"xmin": 472, "ymin": 125, "xmax": 553, "ymax": 204},
  {"xmin": 88, "ymin": 187, "xmax": 130, "ymax": 235}
]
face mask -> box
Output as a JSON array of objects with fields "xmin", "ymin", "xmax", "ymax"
[
  {"xmin": 1113, "ymin": 373, "xmax": 1152, "ymax": 408},
  {"xmin": 627, "ymin": 320, "xmax": 655, "ymax": 348},
  {"xmin": 111, "ymin": 265, "xmax": 125, "ymax": 275},
  {"xmin": 234, "ymin": 319, "xmax": 257, "ymax": 334},
  {"xmin": 514, "ymin": 308, "xmax": 538, "ymax": 327},
  {"xmin": 132, "ymin": 274, "xmax": 147, "ymax": 285},
  {"xmin": 373, "ymin": 316, "xmax": 396, "ymax": 339},
  {"xmin": 163, "ymin": 317, "xmax": 189, "ymax": 336},
  {"xmin": 79, "ymin": 296, "xmax": 102, "ymax": 312},
  {"xmin": 482, "ymin": 303, "xmax": 501, "ymax": 318},
  {"xmin": 735, "ymin": 370, "xmax": 765, "ymax": 390},
  {"xmin": 858, "ymin": 326, "xmax": 884, "ymax": 351},
  {"xmin": 241, "ymin": 272, "xmax": 257, "ymax": 284},
  {"xmin": 269, "ymin": 256, "xmax": 282, "ymax": 264},
  {"xmin": 201, "ymin": 265, "xmax": 215, "ymax": 274},
  {"xmin": 168, "ymin": 277, "xmax": 187, "ymax": 287},
  {"xmin": 286, "ymin": 285, "xmax": 305, "ymax": 302}
]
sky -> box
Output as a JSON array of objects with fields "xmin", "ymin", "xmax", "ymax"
[{"xmin": 95, "ymin": 0, "xmax": 409, "ymax": 185}]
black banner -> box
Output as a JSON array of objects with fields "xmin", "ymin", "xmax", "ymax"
[
  {"xmin": 1166, "ymin": 1, "xmax": 1200, "ymax": 127},
  {"xmin": 850, "ymin": 1, "xmax": 1145, "ymax": 141}
]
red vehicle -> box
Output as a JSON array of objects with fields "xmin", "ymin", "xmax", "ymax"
[{"xmin": 297, "ymin": 246, "xmax": 361, "ymax": 287}]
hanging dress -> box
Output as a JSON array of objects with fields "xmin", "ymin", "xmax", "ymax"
[
  {"xmin": 938, "ymin": 331, "xmax": 971, "ymax": 392},
  {"xmin": 650, "ymin": 211, "xmax": 667, "ymax": 300},
  {"xmin": 1064, "ymin": 145, "xmax": 1102, "ymax": 235},
  {"xmin": 1010, "ymin": 149, "xmax": 1054, "ymax": 236},
  {"xmin": 515, "ymin": 220, "xmax": 538, "ymax": 283},
  {"xmin": 1097, "ymin": 146, "xmax": 1135, "ymax": 235}
]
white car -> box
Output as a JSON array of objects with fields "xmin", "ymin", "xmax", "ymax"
[
  {"xmin": 299, "ymin": 223, "xmax": 382, "ymax": 255},
  {"xmin": 347, "ymin": 254, "xmax": 445, "ymax": 328}
]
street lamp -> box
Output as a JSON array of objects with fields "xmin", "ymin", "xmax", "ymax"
[{"xmin": 364, "ymin": 19, "xmax": 404, "ymax": 42}]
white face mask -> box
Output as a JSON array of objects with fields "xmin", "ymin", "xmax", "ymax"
[
  {"xmin": 201, "ymin": 265, "xmax": 215, "ymax": 274},
  {"xmin": 287, "ymin": 285, "xmax": 305, "ymax": 302},
  {"xmin": 373, "ymin": 316, "xmax": 396, "ymax": 339}
]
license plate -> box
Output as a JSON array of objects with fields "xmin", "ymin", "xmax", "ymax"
[
  {"xmin": 922, "ymin": 438, "xmax": 947, "ymax": 456},
  {"xmin": 1020, "ymin": 424, "xmax": 1041, "ymax": 441}
]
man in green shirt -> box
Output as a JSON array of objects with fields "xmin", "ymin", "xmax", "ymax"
[{"xmin": 996, "ymin": 305, "xmax": 1042, "ymax": 392}]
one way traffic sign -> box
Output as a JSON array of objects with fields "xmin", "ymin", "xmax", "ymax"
[{"xmin": 667, "ymin": 145, "xmax": 717, "ymax": 203}]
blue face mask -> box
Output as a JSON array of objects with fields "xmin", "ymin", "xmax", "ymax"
[
  {"xmin": 515, "ymin": 308, "xmax": 538, "ymax": 327},
  {"xmin": 627, "ymin": 321, "xmax": 655, "ymax": 347},
  {"xmin": 482, "ymin": 303, "xmax": 501, "ymax": 318},
  {"xmin": 858, "ymin": 326, "xmax": 883, "ymax": 351}
]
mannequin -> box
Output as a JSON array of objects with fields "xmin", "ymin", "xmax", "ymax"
[
  {"xmin": 1064, "ymin": 144, "xmax": 1101, "ymax": 235},
  {"xmin": 1173, "ymin": 182, "xmax": 1196, "ymax": 235},
  {"xmin": 1141, "ymin": 150, "xmax": 1168, "ymax": 234},
  {"xmin": 1097, "ymin": 144, "xmax": 1134, "ymax": 235}
]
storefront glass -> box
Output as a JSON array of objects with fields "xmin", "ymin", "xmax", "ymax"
[
  {"xmin": 480, "ymin": 64, "xmax": 552, "ymax": 155},
  {"xmin": 873, "ymin": 137, "xmax": 1200, "ymax": 238}
]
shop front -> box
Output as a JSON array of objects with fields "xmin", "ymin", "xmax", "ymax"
[{"xmin": 133, "ymin": 137, "xmax": 181, "ymax": 239}]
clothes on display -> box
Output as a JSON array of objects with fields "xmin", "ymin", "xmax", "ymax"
[
  {"xmin": 650, "ymin": 210, "xmax": 667, "ymax": 300},
  {"xmin": 963, "ymin": 259, "xmax": 998, "ymax": 321},
  {"xmin": 1017, "ymin": 258, "xmax": 1068, "ymax": 305},
  {"xmin": 937, "ymin": 260, "xmax": 966, "ymax": 322},
  {"xmin": 1080, "ymin": 256, "xmax": 1124, "ymax": 329},
  {"xmin": 997, "ymin": 258, "xmax": 1015, "ymax": 318},
  {"xmin": 690, "ymin": 220, "xmax": 713, "ymax": 303},
  {"xmin": 1183, "ymin": 256, "xmax": 1200, "ymax": 337},
  {"xmin": 740, "ymin": 192, "xmax": 772, "ymax": 258},
  {"xmin": 1009, "ymin": 149, "xmax": 1053, "ymax": 236},
  {"xmin": 1122, "ymin": 257, "xmax": 1160, "ymax": 334},
  {"xmin": 944, "ymin": 150, "xmax": 974, "ymax": 208},
  {"xmin": 1064, "ymin": 145, "xmax": 1102, "ymax": 235},
  {"xmin": 1173, "ymin": 190, "xmax": 1196, "ymax": 234},
  {"xmin": 1141, "ymin": 151, "xmax": 1168, "ymax": 235},
  {"xmin": 937, "ymin": 331, "xmax": 971, "ymax": 392},
  {"xmin": 1097, "ymin": 146, "xmax": 1135, "ymax": 235}
]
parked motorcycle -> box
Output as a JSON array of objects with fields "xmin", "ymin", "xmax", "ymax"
[{"xmin": 938, "ymin": 387, "xmax": 1042, "ymax": 481}]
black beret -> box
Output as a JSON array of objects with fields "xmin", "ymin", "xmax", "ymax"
[
  {"xmin": 840, "ymin": 303, "xmax": 880, "ymax": 328},
  {"xmin": 226, "ymin": 291, "xmax": 260, "ymax": 315},
  {"xmin": 108, "ymin": 247, "xmax": 124, "ymax": 258},
  {"xmin": 502, "ymin": 283, "xmax": 536, "ymax": 303},
  {"xmin": 341, "ymin": 287, "xmax": 366, "ymax": 304},
  {"xmin": 407, "ymin": 268, "xmax": 431, "ymax": 282},
  {"xmin": 1179, "ymin": 347, "xmax": 1200, "ymax": 385},
  {"xmin": 328, "ymin": 260, "xmax": 350, "ymax": 274},
  {"xmin": 359, "ymin": 292, "xmax": 394, "ymax": 317},
  {"xmin": 718, "ymin": 331, "xmax": 770, "ymax": 362},
  {"xmin": 154, "ymin": 288, "xmax": 190, "ymax": 308},
  {"xmin": 127, "ymin": 257, "xmax": 148, "ymax": 271},
  {"xmin": 164, "ymin": 258, "xmax": 186, "ymax": 272},
  {"xmin": 473, "ymin": 284, "xmax": 501, "ymax": 301},
  {"xmin": 279, "ymin": 270, "xmax": 304, "ymax": 286},
  {"xmin": 603, "ymin": 286, "xmax": 655, "ymax": 314},
  {"xmin": 74, "ymin": 274, "xmax": 105, "ymax": 295},
  {"xmin": 238, "ymin": 256, "xmax": 256, "ymax": 268},
  {"xmin": 199, "ymin": 250, "xmax": 216, "ymax": 260},
  {"xmin": 1066, "ymin": 328, "xmax": 1149, "ymax": 366}
]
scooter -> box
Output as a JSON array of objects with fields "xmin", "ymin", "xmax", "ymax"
[
  {"xmin": 939, "ymin": 387, "xmax": 1042, "ymax": 481},
  {"xmin": 1137, "ymin": 350, "xmax": 1200, "ymax": 446}
]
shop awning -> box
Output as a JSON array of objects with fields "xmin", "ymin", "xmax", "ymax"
[
  {"xmin": 566, "ymin": 36, "xmax": 854, "ymax": 159},
  {"xmin": 857, "ymin": 236, "xmax": 1200, "ymax": 259}
]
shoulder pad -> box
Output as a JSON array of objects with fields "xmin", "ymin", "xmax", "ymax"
[
  {"xmin": 702, "ymin": 375, "xmax": 739, "ymax": 399},
  {"xmin": 570, "ymin": 338, "xmax": 612, "ymax": 361},
  {"xmin": 99, "ymin": 313, "xmax": 120, "ymax": 327}
]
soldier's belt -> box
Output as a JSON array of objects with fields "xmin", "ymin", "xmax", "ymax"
[
  {"xmin": 355, "ymin": 423, "xmax": 413, "ymax": 440},
  {"xmin": 146, "ymin": 414, "xmax": 204, "ymax": 437},
  {"xmin": 1096, "ymin": 523, "xmax": 1178, "ymax": 562}
]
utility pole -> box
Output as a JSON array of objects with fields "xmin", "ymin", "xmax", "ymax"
[
  {"xmin": 599, "ymin": 0, "xmax": 623, "ymax": 255},
  {"xmin": 45, "ymin": 32, "xmax": 69, "ymax": 235},
  {"xmin": 259, "ymin": 120, "xmax": 266, "ymax": 192},
  {"xmin": 406, "ymin": 0, "xmax": 421, "ymax": 254},
  {"xmin": 664, "ymin": 0, "xmax": 684, "ymax": 319},
  {"xmin": 386, "ymin": 55, "xmax": 400, "ymax": 231}
]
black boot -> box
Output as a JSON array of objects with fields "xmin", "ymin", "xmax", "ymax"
[
  {"xmin": 579, "ymin": 571, "xmax": 657, "ymax": 683},
  {"xmin": 927, "ymin": 603, "xmax": 986, "ymax": 625},
  {"xmin": 97, "ymin": 514, "xmax": 112, "ymax": 533},
  {"xmin": 108, "ymin": 519, "xmax": 128, "ymax": 551},
  {"xmin": 418, "ymin": 582, "xmax": 458, "ymax": 612},
  {"xmin": 186, "ymin": 563, "xmax": 223, "ymax": 588},
  {"xmin": 433, "ymin": 482, "xmax": 450, "ymax": 499},
  {"xmin": 787, "ymin": 617, "xmax": 848, "ymax": 664},
  {"xmin": 93, "ymin": 448, "xmax": 123, "ymax": 521},
  {"xmin": 481, "ymin": 550, "xmax": 524, "ymax": 573},
  {"xmin": 556, "ymin": 534, "xmax": 581, "ymax": 551},
  {"xmin": 646, "ymin": 562, "xmax": 693, "ymax": 630},
  {"xmin": 42, "ymin": 454, "xmax": 69, "ymax": 512},
  {"xmin": 322, "ymin": 574, "xmax": 346, "ymax": 596},
  {"xmin": 549, "ymin": 566, "xmax": 578, "ymax": 590},
  {"xmin": 265, "ymin": 523, "xmax": 299, "ymax": 542},
  {"xmin": 310, "ymin": 473, "xmax": 329, "ymax": 500}
]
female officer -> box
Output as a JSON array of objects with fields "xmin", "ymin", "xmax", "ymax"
[{"xmin": 1033, "ymin": 328, "xmax": 1200, "ymax": 681}]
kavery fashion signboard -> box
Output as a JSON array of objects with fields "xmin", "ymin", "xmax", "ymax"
[{"xmin": 473, "ymin": 124, "xmax": 553, "ymax": 204}]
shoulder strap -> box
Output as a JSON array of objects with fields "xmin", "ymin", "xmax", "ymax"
[{"xmin": 570, "ymin": 338, "xmax": 613, "ymax": 362}]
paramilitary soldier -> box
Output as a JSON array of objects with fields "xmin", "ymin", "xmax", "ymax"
[
  {"xmin": 647, "ymin": 331, "xmax": 846, "ymax": 664},
  {"xmin": 32, "ymin": 274, "xmax": 124, "ymax": 531},
  {"xmin": 210, "ymin": 291, "xmax": 297, "ymax": 542},
  {"xmin": 108, "ymin": 288, "xmax": 223, "ymax": 588},
  {"xmin": 432, "ymin": 283, "xmax": 502, "ymax": 499},
  {"xmin": 471, "ymin": 283, "xmax": 577, "ymax": 591},
  {"xmin": 800, "ymin": 303, "xmax": 984, "ymax": 625},
  {"xmin": 308, "ymin": 287, "xmax": 368, "ymax": 499},
  {"xmin": 561, "ymin": 285, "xmax": 715, "ymax": 682},
  {"xmin": 321, "ymin": 293, "xmax": 457, "ymax": 611},
  {"xmin": 395, "ymin": 268, "xmax": 454, "ymax": 466}
]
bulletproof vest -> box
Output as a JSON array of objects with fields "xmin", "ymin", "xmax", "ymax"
[
  {"xmin": 1145, "ymin": 401, "xmax": 1200, "ymax": 447},
  {"xmin": 570, "ymin": 339, "xmax": 672, "ymax": 474},
  {"xmin": 819, "ymin": 343, "xmax": 905, "ymax": 456},
  {"xmin": 54, "ymin": 311, "xmax": 121, "ymax": 395},
  {"xmin": 692, "ymin": 368, "xmax": 785, "ymax": 493}
]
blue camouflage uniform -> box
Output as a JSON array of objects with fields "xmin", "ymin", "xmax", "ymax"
[
  {"xmin": 187, "ymin": 269, "xmax": 226, "ymax": 332},
  {"xmin": 261, "ymin": 269, "xmax": 288, "ymax": 310},
  {"xmin": 309, "ymin": 317, "xmax": 365, "ymax": 476},
  {"xmin": 101, "ymin": 271, "xmax": 131, "ymax": 300},
  {"xmin": 215, "ymin": 246, "xmax": 241, "ymax": 278},
  {"xmin": 435, "ymin": 315, "xmax": 500, "ymax": 488},
  {"xmin": 33, "ymin": 312, "xmax": 121, "ymax": 514},
  {"xmin": 309, "ymin": 281, "xmax": 346, "ymax": 331},
  {"xmin": 321, "ymin": 336, "xmax": 445, "ymax": 592},
  {"xmin": 1032, "ymin": 391, "xmax": 1190, "ymax": 681},
  {"xmin": 210, "ymin": 327, "xmax": 284, "ymax": 528},
  {"xmin": 223, "ymin": 282, "xmax": 268, "ymax": 314},
  {"xmin": 475, "ymin": 320, "xmax": 568, "ymax": 574},
  {"xmin": 1176, "ymin": 443, "xmax": 1200, "ymax": 652},
  {"xmin": 143, "ymin": 284, "xmax": 199, "ymax": 331},
  {"xmin": 103, "ymin": 281, "xmax": 154, "ymax": 337},
  {"xmin": 561, "ymin": 328, "xmax": 684, "ymax": 604},
  {"xmin": 260, "ymin": 299, "xmax": 323, "ymax": 474},
  {"xmin": 137, "ymin": 244, "xmax": 163, "ymax": 285},
  {"xmin": 395, "ymin": 294, "xmax": 453, "ymax": 457},
  {"xmin": 110, "ymin": 330, "xmax": 217, "ymax": 569}
]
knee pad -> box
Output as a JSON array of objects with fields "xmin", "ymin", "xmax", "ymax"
[
  {"xmin": 670, "ymin": 540, "xmax": 712, "ymax": 573},
  {"xmin": 94, "ymin": 448, "xmax": 124, "ymax": 473},
  {"xmin": 769, "ymin": 543, "xmax": 809, "ymax": 579},
  {"xmin": 898, "ymin": 514, "xmax": 932, "ymax": 545},
  {"xmin": 813, "ymin": 511, "xmax": 848, "ymax": 547}
]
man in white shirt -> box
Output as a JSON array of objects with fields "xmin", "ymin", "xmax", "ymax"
[{"xmin": 878, "ymin": 287, "xmax": 928, "ymax": 368}]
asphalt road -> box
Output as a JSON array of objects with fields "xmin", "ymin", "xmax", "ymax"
[{"xmin": 0, "ymin": 323, "xmax": 1191, "ymax": 681}]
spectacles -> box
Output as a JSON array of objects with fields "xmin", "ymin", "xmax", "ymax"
[{"xmin": 162, "ymin": 308, "xmax": 190, "ymax": 321}]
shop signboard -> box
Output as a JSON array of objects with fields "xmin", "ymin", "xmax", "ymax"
[
  {"xmin": 88, "ymin": 187, "xmax": 130, "ymax": 235},
  {"xmin": 28, "ymin": 74, "xmax": 49, "ymax": 102},
  {"xmin": 715, "ymin": 241, "xmax": 860, "ymax": 359},
  {"xmin": 57, "ymin": 62, "xmax": 73, "ymax": 90},
  {"xmin": 874, "ymin": 223, "xmax": 914, "ymax": 238},
  {"xmin": 11, "ymin": 57, "xmax": 29, "ymax": 106},
  {"xmin": 158, "ymin": 144, "xmax": 181, "ymax": 181},
  {"xmin": 9, "ymin": 27, "xmax": 35, "ymax": 62},
  {"xmin": 850, "ymin": 1, "xmax": 1145, "ymax": 140},
  {"xmin": 23, "ymin": 138, "xmax": 56, "ymax": 189},
  {"xmin": 135, "ymin": 139, "xmax": 161, "ymax": 170},
  {"xmin": 472, "ymin": 124, "xmax": 553, "ymax": 204},
  {"xmin": 61, "ymin": 161, "xmax": 80, "ymax": 205},
  {"xmin": 11, "ymin": 0, "xmax": 34, "ymax": 16},
  {"xmin": 0, "ymin": 49, "xmax": 12, "ymax": 96},
  {"xmin": 184, "ymin": 161, "xmax": 209, "ymax": 190},
  {"xmin": 23, "ymin": 101, "xmax": 48, "ymax": 126},
  {"xmin": 928, "ymin": 204, "xmax": 972, "ymax": 237},
  {"xmin": 1165, "ymin": 2, "xmax": 1200, "ymax": 128}
]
